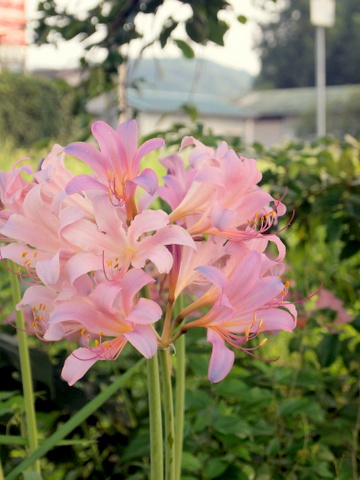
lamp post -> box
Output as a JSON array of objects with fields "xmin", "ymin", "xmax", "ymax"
[{"xmin": 310, "ymin": 0, "xmax": 336, "ymax": 137}]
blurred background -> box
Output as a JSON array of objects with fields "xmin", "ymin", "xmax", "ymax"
[{"xmin": 0, "ymin": 1, "xmax": 359, "ymax": 479}]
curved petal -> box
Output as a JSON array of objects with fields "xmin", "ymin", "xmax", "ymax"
[
  {"xmin": 132, "ymin": 244, "xmax": 174, "ymax": 273},
  {"xmin": 65, "ymin": 142, "xmax": 105, "ymax": 178},
  {"xmin": 116, "ymin": 120, "xmax": 138, "ymax": 171},
  {"xmin": 207, "ymin": 328, "xmax": 235, "ymax": 383},
  {"xmin": 128, "ymin": 209, "xmax": 169, "ymax": 242},
  {"xmin": 61, "ymin": 348, "xmax": 99, "ymax": 385},
  {"xmin": 35, "ymin": 252, "xmax": 60, "ymax": 286},
  {"xmin": 65, "ymin": 174, "xmax": 107, "ymax": 195},
  {"xmin": 130, "ymin": 168, "xmax": 158, "ymax": 195},
  {"xmin": 135, "ymin": 137, "xmax": 165, "ymax": 166},
  {"xmin": 126, "ymin": 298, "xmax": 162, "ymax": 325},
  {"xmin": 123, "ymin": 324, "xmax": 157, "ymax": 358},
  {"xmin": 91, "ymin": 121, "xmax": 123, "ymax": 172},
  {"xmin": 195, "ymin": 265, "xmax": 228, "ymax": 292},
  {"xmin": 211, "ymin": 202, "xmax": 236, "ymax": 231}
]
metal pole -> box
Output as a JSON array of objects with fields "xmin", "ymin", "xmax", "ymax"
[{"xmin": 315, "ymin": 25, "xmax": 326, "ymax": 137}]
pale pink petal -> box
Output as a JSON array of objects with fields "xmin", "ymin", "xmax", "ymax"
[
  {"xmin": 135, "ymin": 137, "xmax": 165, "ymax": 164},
  {"xmin": 195, "ymin": 265, "xmax": 228, "ymax": 292},
  {"xmin": 61, "ymin": 348, "xmax": 99, "ymax": 385},
  {"xmin": 65, "ymin": 252, "xmax": 104, "ymax": 284},
  {"xmin": 128, "ymin": 209, "xmax": 169, "ymax": 242},
  {"xmin": 130, "ymin": 168, "xmax": 158, "ymax": 195},
  {"xmin": 17, "ymin": 285, "xmax": 56, "ymax": 310},
  {"xmin": 150, "ymin": 224, "xmax": 196, "ymax": 250},
  {"xmin": 256, "ymin": 307, "xmax": 296, "ymax": 332},
  {"xmin": 120, "ymin": 269, "xmax": 156, "ymax": 315},
  {"xmin": 65, "ymin": 174, "xmax": 107, "ymax": 195},
  {"xmin": 211, "ymin": 202, "xmax": 236, "ymax": 231},
  {"xmin": 91, "ymin": 121, "xmax": 123, "ymax": 172},
  {"xmin": 132, "ymin": 244, "xmax": 174, "ymax": 273},
  {"xmin": 65, "ymin": 142, "xmax": 105, "ymax": 177},
  {"xmin": 90, "ymin": 282, "xmax": 122, "ymax": 312},
  {"xmin": 126, "ymin": 298, "xmax": 162, "ymax": 325},
  {"xmin": 123, "ymin": 324, "xmax": 157, "ymax": 358},
  {"xmin": 240, "ymin": 277, "xmax": 284, "ymax": 312},
  {"xmin": 116, "ymin": 120, "xmax": 138, "ymax": 170},
  {"xmin": 207, "ymin": 329, "xmax": 235, "ymax": 383},
  {"xmin": 35, "ymin": 252, "xmax": 60, "ymax": 286}
]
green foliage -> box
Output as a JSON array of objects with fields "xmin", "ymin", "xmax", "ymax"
[
  {"xmin": 0, "ymin": 72, "xmax": 79, "ymax": 148},
  {"xmin": 1, "ymin": 132, "xmax": 359, "ymax": 478},
  {"xmin": 34, "ymin": 0, "xmax": 238, "ymax": 75},
  {"xmin": 297, "ymin": 88, "xmax": 360, "ymax": 139},
  {"xmin": 255, "ymin": 0, "xmax": 360, "ymax": 88}
]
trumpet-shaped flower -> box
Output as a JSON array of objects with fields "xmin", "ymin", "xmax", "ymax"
[
  {"xmin": 65, "ymin": 120, "xmax": 164, "ymax": 216},
  {"xmin": 161, "ymin": 138, "xmax": 286, "ymax": 242},
  {"xmin": 34, "ymin": 269, "xmax": 162, "ymax": 385},
  {"xmin": 61, "ymin": 194, "xmax": 196, "ymax": 281},
  {"xmin": 183, "ymin": 251, "xmax": 296, "ymax": 382}
]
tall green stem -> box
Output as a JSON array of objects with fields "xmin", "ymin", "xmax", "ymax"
[
  {"xmin": 174, "ymin": 334, "xmax": 185, "ymax": 480},
  {"xmin": 159, "ymin": 348, "xmax": 175, "ymax": 480},
  {"xmin": 8, "ymin": 264, "xmax": 41, "ymax": 474},
  {"xmin": 147, "ymin": 353, "xmax": 164, "ymax": 480}
]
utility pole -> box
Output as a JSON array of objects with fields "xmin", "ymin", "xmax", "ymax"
[{"xmin": 310, "ymin": 0, "xmax": 336, "ymax": 137}]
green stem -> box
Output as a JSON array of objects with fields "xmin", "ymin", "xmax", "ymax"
[
  {"xmin": 159, "ymin": 348, "xmax": 175, "ymax": 480},
  {"xmin": 5, "ymin": 358, "xmax": 145, "ymax": 480},
  {"xmin": 174, "ymin": 334, "xmax": 185, "ymax": 480},
  {"xmin": 147, "ymin": 353, "xmax": 164, "ymax": 480},
  {"xmin": 8, "ymin": 263, "xmax": 41, "ymax": 474},
  {"xmin": 0, "ymin": 435, "xmax": 96, "ymax": 446}
]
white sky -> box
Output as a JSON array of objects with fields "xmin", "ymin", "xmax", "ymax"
[{"xmin": 25, "ymin": 0, "xmax": 278, "ymax": 74}]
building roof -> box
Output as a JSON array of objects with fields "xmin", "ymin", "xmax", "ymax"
[
  {"xmin": 86, "ymin": 84, "xmax": 360, "ymax": 122},
  {"xmin": 127, "ymin": 89, "xmax": 245, "ymax": 117},
  {"xmin": 238, "ymin": 84, "xmax": 360, "ymax": 118}
]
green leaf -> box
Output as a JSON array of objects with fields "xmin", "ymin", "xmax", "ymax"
[
  {"xmin": 213, "ymin": 416, "xmax": 252, "ymax": 437},
  {"xmin": 185, "ymin": 390, "xmax": 210, "ymax": 411},
  {"xmin": 213, "ymin": 379, "xmax": 248, "ymax": 399},
  {"xmin": 173, "ymin": 39, "xmax": 195, "ymax": 58},
  {"xmin": 22, "ymin": 472, "xmax": 43, "ymax": 480},
  {"xmin": 316, "ymin": 334, "xmax": 340, "ymax": 367},
  {"xmin": 181, "ymin": 452, "xmax": 202, "ymax": 472},
  {"xmin": 203, "ymin": 458, "xmax": 228, "ymax": 479}
]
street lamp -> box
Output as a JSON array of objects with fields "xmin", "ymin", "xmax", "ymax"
[{"xmin": 310, "ymin": 0, "xmax": 336, "ymax": 137}]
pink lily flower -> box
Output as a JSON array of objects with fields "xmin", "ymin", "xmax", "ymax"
[
  {"xmin": 183, "ymin": 251, "xmax": 296, "ymax": 382},
  {"xmin": 61, "ymin": 194, "xmax": 196, "ymax": 280},
  {"xmin": 64, "ymin": 120, "xmax": 164, "ymax": 218},
  {"xmin": 42, "ymin": 269, "xmax": 162, "ymax": 385},
  {"xmin": 161, "ymin": 138, "xmax": 285, "ymax": 241}
]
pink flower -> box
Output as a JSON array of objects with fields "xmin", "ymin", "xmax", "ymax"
[
  {"xmin": 32, "ymin": 269, "xmax": 162, "ymax": 385},
  {"xmin": 183, "ymin": 251, "xmax": 296, "ymax": 382},
  {"xmin": 64, "ymin": 120, "xmax": 164, "ymax": 217},
  {"xmin": 316, "ymin": 289, "xmax": 352, "ymax": 326},
  {"xmin": 159, "ymin": 138, "xmax": 286, "ymax": 246},
  {"xmin": 61, "ymin": 194, "xmax": 196, "ymax": 281}
]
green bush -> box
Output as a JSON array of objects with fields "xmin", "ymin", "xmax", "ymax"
[
  {"xmin": 0, "ymin": 132, "xmax": 359, "ymax": 479},
  {"xmin": 0, "ymin": 72, "xmax": 78, "ymax": 148}
]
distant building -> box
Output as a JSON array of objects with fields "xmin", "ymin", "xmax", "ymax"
[
  {"xmin": 86, "ymin": 84, "xmax": 360, "ymax": 146},
  {"xmin": 29, "ymin": 60, "xmax": 360, "ymax": 146},
  {"xmin": 237, "ymin": 84, "xmax": 360, "ymax": 145},
  {"xmin": 0, "ymin": 0, "xmax": 27, "ymax": 72}
]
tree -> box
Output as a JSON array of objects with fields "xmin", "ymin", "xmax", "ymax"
[
  {"xmin": 34, "ymin": 0, "xmax": 253, "ymax": 119},
  {"xmin": 255, "ymin": 0, "xmax": 360, "ymax": 89},
  {"xmin": 34, "ymin": 1, "xmax": 241, "ymax": 78}
]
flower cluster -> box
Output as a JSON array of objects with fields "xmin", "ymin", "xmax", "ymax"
[{"xmin": 0, "ymin": 120, "xmax": 296, "ymax": 385}]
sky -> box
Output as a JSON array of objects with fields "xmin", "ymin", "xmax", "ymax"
[{"xmin": 25, "ymin": 0, "xmax": 278, "ymax": 74}]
